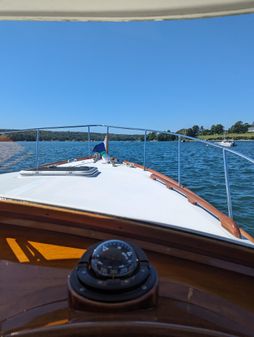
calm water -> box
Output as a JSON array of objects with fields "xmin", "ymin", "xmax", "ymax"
[{"xmin": 1, "ymin": 140, "xmax": 254, "ymax": 235}]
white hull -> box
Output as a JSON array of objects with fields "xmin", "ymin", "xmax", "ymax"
[{"xmin": 217, "ymin": 140, "xmax": 235, "ymax": 147}]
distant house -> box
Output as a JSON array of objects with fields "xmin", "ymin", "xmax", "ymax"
[{"xmin": 248, "ymin": 123, "xmax": 254, "ymax": 132}]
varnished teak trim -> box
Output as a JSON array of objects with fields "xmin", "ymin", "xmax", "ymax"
[{"xmin": 124, "ymin": 161, "xmax": 241, "ymax": 238}]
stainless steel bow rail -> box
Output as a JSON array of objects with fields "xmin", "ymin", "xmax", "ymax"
[{"xmin": 1, "ymin": 123, "xmax": 254, "ymax": 221}]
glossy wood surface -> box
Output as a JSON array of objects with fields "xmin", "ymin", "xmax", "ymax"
[
  {"xmin": 0, "ymin": 199, "xmax": 253, "ymax": 274},
  {"xmin": 0, "ymin": 199, "xmax": 254, "ymax": 336}
]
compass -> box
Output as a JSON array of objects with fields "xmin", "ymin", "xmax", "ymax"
[
  {"xmin": 91, "ymin": 240, "xmax": 138, "ymax": 278},
  {"xmin": 69, "ymin": 239, "xmax": 158, "ymax": 307}
]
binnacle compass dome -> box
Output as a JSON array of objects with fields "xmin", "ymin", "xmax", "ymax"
[{"xmin": 91, "ymin": 240, "xmax": 138, "ymax": 278}]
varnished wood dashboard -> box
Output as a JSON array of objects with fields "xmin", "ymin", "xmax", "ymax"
[{"xmin": 0, "ymin": 199, "xmax": 254, "ymax": 337}]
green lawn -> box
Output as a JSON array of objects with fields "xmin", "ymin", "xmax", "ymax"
[{"xmin": 199, "ymin": 133, "xmax": 254, "ymax": 141}]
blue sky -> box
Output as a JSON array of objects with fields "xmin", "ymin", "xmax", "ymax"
[{"xmin": 0, "ymin": 14, "xmax": 254, "ymax": 131}]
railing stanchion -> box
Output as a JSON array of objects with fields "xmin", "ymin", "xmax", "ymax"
[
  {"xmin": 87, "ymin": 126, "xmax": 91, "ymax": 155},
  {"xmin": 143, "ymin": 130, "xmax": 147, "ymax": 170},
  {"xmin": 223, "ymin": 148, "xmax": 233, "ymax": 218},
  {"xmin": 178, "ymin": 135, "xmax": 181, "ymax": 186},
  {"xmin": 106, "ymin": 126, "xmax": 109, "ymax": 153},
  {"xmin": 35, "ymin": 129, "xmax": 40, "ymax": 170}
]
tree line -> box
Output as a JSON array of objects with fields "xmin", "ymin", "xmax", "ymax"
[
  {"xmin": 175, "ymin": 121, "xmax": 252, "ymax": 138},
  {"xmin": 147, "ymin": 121, "xmax": 252, "ymax": 141},
  {"xmin": 0, "ymin": 130, "xmax": 144, "ymax": 142},
  {"xmin": 0, "ymin": 121, "xmax": 252, "ymax": 142}
]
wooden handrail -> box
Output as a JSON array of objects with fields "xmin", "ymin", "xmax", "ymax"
[
  {"xmin": 240, "ymin": 228, "xmax": 254, "ymax": 244},
  {"xmin": 124, "ymin": 161, "xmax": 241, "ymax": 238}
]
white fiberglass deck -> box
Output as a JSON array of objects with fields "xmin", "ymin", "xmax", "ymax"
[{"xmin": 0, "ymin": 159, "xmax": 245, "ymax": 243}]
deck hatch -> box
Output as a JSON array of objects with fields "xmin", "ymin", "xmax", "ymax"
[{"xmin": 19, "ymin": 166, "xmax": 100, "ymax": 177}]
